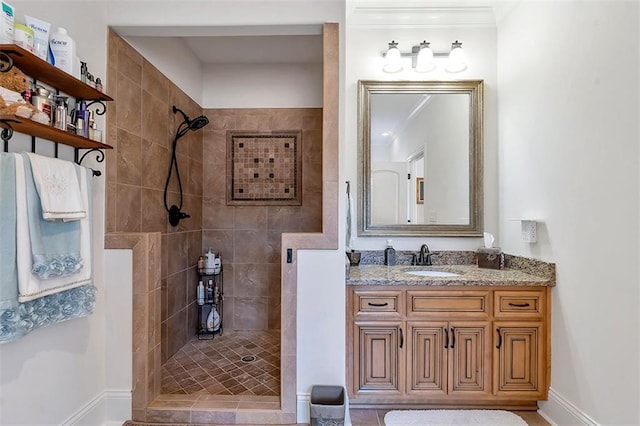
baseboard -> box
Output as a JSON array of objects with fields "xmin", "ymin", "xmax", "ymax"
[
  {"xmin": 297, "ymin": 392, "xmax": 311, "ymax": 424},
  {"xmin": 62, "ymin": 389, "xmax": 131, "ymax": 426},
  {"xmin": 539, "ymin": 387, "xmax": 599, "ymax": 426}
]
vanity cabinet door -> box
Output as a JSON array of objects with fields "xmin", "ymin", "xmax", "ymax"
[
  {"xmin": 406, "ymin": 321, "xmax": 448, "ymax": 395},
  {"xmin": 353, "ymin": 321, "xmax": 404, "ymax": 396},
  {"xmin": 493, "ymin": 322, "xmax": 545, "ymax": 399},
  {"xmin": 448, "ymin": 322, "xmax": 491, "ymax": 396}
]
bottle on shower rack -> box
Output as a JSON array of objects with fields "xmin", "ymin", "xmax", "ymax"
[
  {"xmin": 207, "ymin": 279, "xmax": 214, "ymax": 303},
  {"xmin": 205, "ymin": 247, "xmax": 215, "ymax": 274},
  {"xmin": 197, "ymin": 280, "xmax": 204, "ymax": 306}
]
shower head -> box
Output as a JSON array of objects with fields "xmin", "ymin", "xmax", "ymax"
[
  {"xmin": 172, "ymin": 106, "xmax": 209, "ymax": 139},
  {"xmin": 189, "ymin": 115, "xmax": 209, "ymax": 131}
]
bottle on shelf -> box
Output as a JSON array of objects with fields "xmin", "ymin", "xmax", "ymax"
[
  {"xmin": 207, "ymin": 279, "xmax": 214, "ymax": 303},
  {"xmin": 197, "ymin": 280, "xmax": 204, "ymax": 305},
  {"xmin": 207, "ymin": 308, "xmax": 215, "ymax": 332},
  {"xmin": 212, "ymin": 306, "xmax": 220, "ymax": 331},
  {"xmin": 205, "ymin": 247, "xmax": 215, "ymax": 274},
  {"xmin": 197, "ymin": 255, "xmax": 205, "ymax": 274},
  {"xmin": 213, "ymin": 253, "xmax": 221, "ymax": 274}
]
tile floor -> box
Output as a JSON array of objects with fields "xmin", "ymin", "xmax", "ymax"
[
  {"xmin": 348, "ymin": 409, "xmax": 551, "ymax": 426},
  {"xmin": 161, "ymin": 330, "xmax": 280, "ymax": 396}
]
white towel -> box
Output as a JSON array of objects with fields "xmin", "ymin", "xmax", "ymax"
[
  {"xmin": 346, "ymin": 186, "xmax": 356, "ymax": 251},
  {"xmin": 26, "ymin": 152, "xmax": 86, "ymax": 221},
  {"xmin": 15, "ymin": 154, "xmax": 92, "ymax": 302}
]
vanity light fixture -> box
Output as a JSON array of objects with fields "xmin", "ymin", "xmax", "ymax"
[
  {"xmin": 381, "ymin": 40, "xmax": 468, "ymax": 74},
  {"xmin": 383, "ymin": 40, "xmax": 403, "ymax": 73}
]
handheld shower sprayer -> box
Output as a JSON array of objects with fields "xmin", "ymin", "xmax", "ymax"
[{"xmin": 163, "ymin": 106, "xmax": 209, "ymax": 226}]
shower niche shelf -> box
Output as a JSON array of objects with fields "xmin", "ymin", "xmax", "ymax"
[
  {"xmin": 0, "ymin": 43, "xmax": 113, "ymax": 163},
  {"xmin": 196, "ymin": 267, "xmax": 224, "ymax": 340}
]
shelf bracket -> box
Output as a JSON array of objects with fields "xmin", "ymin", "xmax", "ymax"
[
  {"xmin": 75, "ymin": 147, "xmax": 104, "ymax": 177},
  {"xmin": 86, "ymin": 100, "xmax": 106, "ymax": 116},
  {"xmin": 0, "ymin": 52, "xmax": 14, "ymax": 73},
  {"xmin": 1, "ymin": 124, "xmax": 13, "ymax": 144}
]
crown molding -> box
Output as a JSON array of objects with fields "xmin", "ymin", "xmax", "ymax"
[{"xmin": 348, "ymin": 4, "xmax": 497, "ymax": 28}]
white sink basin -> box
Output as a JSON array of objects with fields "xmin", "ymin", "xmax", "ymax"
[{"xmin": 405, "ymin": 270, "xmax": 461, "ymax": 278}]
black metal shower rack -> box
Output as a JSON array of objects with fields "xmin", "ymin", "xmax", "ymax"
[{"xmin": 0, "ymin": 44, "xmax": 113, "ymax": 176}]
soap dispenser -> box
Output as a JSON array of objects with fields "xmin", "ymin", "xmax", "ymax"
[{"xmin": 384, "ymin": 240, "xmax": 396, "ymax": 266}]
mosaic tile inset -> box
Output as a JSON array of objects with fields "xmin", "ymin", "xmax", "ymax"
[{"xmin": 227, "ymin": 131, "xmax": 302, "ymax": 205}]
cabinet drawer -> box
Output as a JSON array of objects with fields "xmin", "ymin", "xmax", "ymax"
[
  {"xmin": 353, "ymin": 290, "xmax": 403, "ymax": 317},
  {"xmin": 407, "ymin": 290, "xmax": 490, "ymax": 318},
  {"xmin": 494, "ymin": 290, "xmax": 545, "ymax": 319}
]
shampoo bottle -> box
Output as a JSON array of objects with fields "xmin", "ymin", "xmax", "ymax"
[
  {"xmin": 205, "ymin": 247, "xmax": 215, "ymax": 274},
  {"xmin": 49, "ymin": 27, "xmax": 76, "ymax": 75},
  {"xmin": 207, "ymin": 279, "xmax": 214, "ymax": 303},
  {"xmin": 197, "ymin": 280, "xmax": 204, "ymax": 305}
]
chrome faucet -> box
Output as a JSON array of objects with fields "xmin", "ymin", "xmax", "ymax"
[{"xmin": 417, "ymin": 243, "xmax": 433, "ymax": 266}]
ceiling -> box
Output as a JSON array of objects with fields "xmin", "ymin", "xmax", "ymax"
[
  {"xmin": 181, "ymin": 34, "xmax": 323, "ymax": 64},
  {"xmin": 115, "ymin": 24, "xmax": 324, "ymax": 65}
]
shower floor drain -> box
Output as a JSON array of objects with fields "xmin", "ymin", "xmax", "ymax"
[{"xmin": 240, "ymin": 355, "xmax": 257, "ymax": 363}]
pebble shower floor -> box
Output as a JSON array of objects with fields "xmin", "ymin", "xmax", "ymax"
[{"xmin": 161, "ymin": 330, "xmax": 280, "ymax": 396}]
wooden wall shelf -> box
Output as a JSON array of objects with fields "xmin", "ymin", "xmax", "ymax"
[
  {"xmin": 0, "ymin": 114, "xmax": 112, "ymax": 150},
  {"xmin": 0, "ymin": 44, "xmax": 112, "ymax": 101}
]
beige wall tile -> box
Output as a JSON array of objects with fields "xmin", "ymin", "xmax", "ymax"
[
  {"xmin": 142, "ymin": 62, "xmax": 171, "ymax": 104},
  {"xmin": 234, "ymin": 297, "xmax": 268, "ymax": 330},
  {"xmin": 202, "ymin": 197, "xmax": 234, "ymax": 230},
  {"xmin": 142, "ymin": 93, "xmax": 169, "ymax": 147},
  {"xmin": 115, "ymin": 73, "xmax": 142, "ymax": 135},
  {"xmin": 141, "ymin": 188, "xmax": 165, "ymax": 233},
  {"xmin": 234, "ymin": 206, "xmax": 268, "ymax": 230},
  {"xmin": 116, "ymin": 129, "xmax": 142, "ymax": 186},
  {"xmin": 234, "ymin": 264, "xmax": 271, "ymax": 297},
  {"xmin": 167, "ymin": 270, "xmax": 187, "ymax": 318},
  {"xmin": 234, "ymin": 230, "xmax": 269, "ymax": 262},
  {"xmin": 202, "ymin": 230, "xmax": 234, "ymax": 263},
  {"xmin": 166, "ymin": 308, "xmax": 187, "ymax": 358},
  {"xmin": 166, "ymin": 232, "xmax": 188, "ymax": 275},
  {"xmin": 115, "ymin": 184, "xmax": 141, "ymax": 232}
]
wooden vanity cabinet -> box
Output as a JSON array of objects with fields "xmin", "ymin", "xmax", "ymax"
[{"xmin": 347, "ymin": 286, "xmax": 550, "ymax": 409}]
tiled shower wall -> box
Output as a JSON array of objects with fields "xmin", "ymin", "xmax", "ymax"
[
  {"xmin": 106, "ymin": 30, "xmax": 203, "ymax": 362},
  {"xmin": 202, "ymin": 109, "xmax": 323, "ymax": 331}
]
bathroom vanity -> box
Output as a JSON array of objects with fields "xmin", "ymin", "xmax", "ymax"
[{"xmin": 346, "ymin": 256, "xmax": 554, "ymax": 410}]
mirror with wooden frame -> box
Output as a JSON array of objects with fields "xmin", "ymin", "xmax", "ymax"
[{"xmin": 358, "ymin": 80, "xmax": 484, "ymax": 236}]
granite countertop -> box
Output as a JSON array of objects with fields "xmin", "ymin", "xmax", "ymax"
[{"xmin": 346, "ymin": 252, "xmax": 556, "ymax": 287}]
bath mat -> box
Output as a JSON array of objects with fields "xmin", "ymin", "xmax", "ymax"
[
  {"xmin": 123, "ymin": 422, "xmax": 208, "ymax": 426},
  {"xmin": 384, "ymin": 409, "xmax": 528, "ymax": 425}
]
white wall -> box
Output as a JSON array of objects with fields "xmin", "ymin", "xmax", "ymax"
[
  {"xmin": 202, "ymin": 63, "xmax": 322, "ymax": 108},
  {"xmin": 0, "ymin": 2, "xmax": 110, "ymax": 425},
  {"xmin": 345, "ymin": 23, "xmax": 498, "ymax": 251},
  {"xmin": 497, "ymin": 2, "xmax": 639, "ymax": 424}
]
